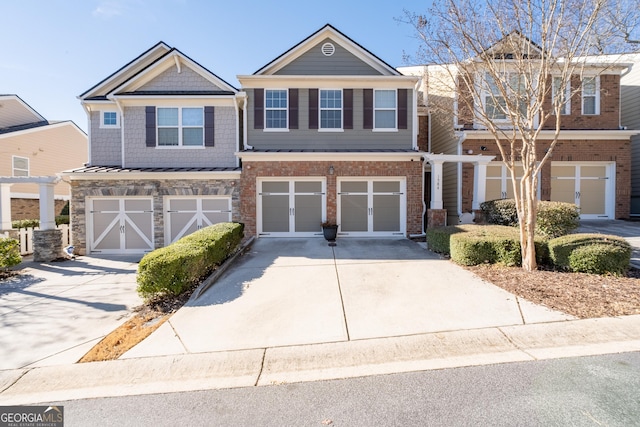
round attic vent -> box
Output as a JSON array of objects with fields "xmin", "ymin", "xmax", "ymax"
[{"xmin": 321, "ymin": 42, "xmax": 335, "ymax": 56}]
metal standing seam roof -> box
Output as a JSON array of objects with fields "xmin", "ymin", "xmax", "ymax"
[
  {"xmin": 66, "ymin": 166, "xmax": 242, "ymax": 173},
  {"xmin": 241, "ymin": 148, "xmax": 420, "ymax": 153}
]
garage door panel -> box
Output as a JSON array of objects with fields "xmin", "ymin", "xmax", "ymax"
[
  {"xmin": 551, "ymin": 178, "xmax": 576, "ymax": 204},
  {"xmin": 202, "ymin": 199, "xmax": 229, "ymax": 211},
  {"xmin": 125, "ymin": 199, "xmax": 152, "ymax": 212},
  {"xmin": 294, "ymin": 194, "xmax": 322, "ymax": 232},
  {"xmin": 170, "ymin": 199, "xmax": 197, "ymax": 211},
  {"xmin": 203, "ymin": 212, "xmax": 231, "ymax": 225},
  {"xmin": 124, "ymin": 221, "xmax": 152, "ymax": 250},
  {"xmin": 373, "ymin": 194, "xmax": 400, "ymax": 232},
  {"xmin": 373, "ymin": 181, "xmax": 400, "ymax": 193},
  {"xmin": 341, "ymin": 194, "xmax": 368, "ymax": 232},
  {"xmin": 93, "ymin": 223, "xmax": 121, "ymax": 251},
  {"xmin": 295, "ymin": 181, "xmax": 322, "ymax": 193},
  {"xmin": 262, "ymin": 194, "xmax": 290, "ymax": 233},
  {"xmin": 169, "ymin": 213, "xmax": 198, "ymax": 242},
  {"xmin": 580, "ymin": 179, "xmax": 606, "ymax": 215}
]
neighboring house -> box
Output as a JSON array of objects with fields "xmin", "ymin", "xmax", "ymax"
[
  {"xmin": 400, "ymin": 36, "xmax": 638, "ymax": 225},
  {"xmin": 617, "ymin": 53, "xmax": 640, "ymax": 217},
  {"xmin": 0, "ymin": 95, "xmax": 87, "ymax": 220},
  {"xmin": 64, "ymin": 43, "xmax": 243, "ymax": 255},
  {"xmin": 237, "ymin": 24, "xmax": 423, "ymax": 238}
]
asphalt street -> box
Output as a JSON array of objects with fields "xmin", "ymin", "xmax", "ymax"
[{"xmin": 56, "ymin": 352, "xmax": 640, "ymax": 427}]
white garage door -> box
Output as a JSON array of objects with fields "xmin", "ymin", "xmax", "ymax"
[
  {"xmin": 338, "ymin": 178, "xmax": 406, "ymax": 236},
  {"xmin": 88, "ymin": 198, "xmax": 154, "ymax": 254},
  {"xmin": 165, "ymin": 197, "xmax": 232, "ymax": 244}
]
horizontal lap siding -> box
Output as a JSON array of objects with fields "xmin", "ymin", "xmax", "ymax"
[{"xmin": 246, "ymin": 88, "xmax": 414, "ymax": 150}]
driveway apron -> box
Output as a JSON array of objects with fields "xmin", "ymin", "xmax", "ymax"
[{"xmin": 124, "ymin": 239, "xmax": 572, "ymax": 359}]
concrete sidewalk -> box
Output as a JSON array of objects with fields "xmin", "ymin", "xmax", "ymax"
[
  {"xmin": 121, "ymin": 239, "xmax": 573, "ymax": 359},
  {"xmin": 0, "ymin": 255, "xmax": 142, "ymax": 370}
]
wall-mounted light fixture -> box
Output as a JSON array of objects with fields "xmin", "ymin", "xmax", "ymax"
[
  {"xmin": 480, "ymin": 146, "xmax": 488, "ymax": 151},
  {"xmin": 329, "ymin": 165, "xmax": 334, "ymax": 175}
]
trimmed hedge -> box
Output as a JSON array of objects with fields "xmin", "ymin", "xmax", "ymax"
[
  {"xmin": 480, "ymin": 199, "xmax": 579, "ymax": 238},
  {"xmin": 568, "ymin": 244, "xmax": 630, "ymax": 276},
  {"xmin": 137, "ymin": 222, "xmax": 244, "ymax": 300},
  {"xmin": 548, "ymin": 233, "xmax": 631, "ymax": 274},
  {"xmin": 11, "ymin": 216, "xmax": 70, "ymax": 229},
  {"xmin": 434, "ymin": 224, "xmax": 549, "ymax": 267},
  {"xmin": 0, "ymin": 237, "xmax": 21, "ymax": 269}
]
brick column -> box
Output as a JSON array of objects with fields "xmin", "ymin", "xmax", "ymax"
[{"xmin": 427, "ymin": 209, "xmax": 447, "ymax": 228}]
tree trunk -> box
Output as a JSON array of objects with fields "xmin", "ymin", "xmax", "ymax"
[{"xmin": 519, "ymin": 194, "xmax": 538, "ymax": 272}]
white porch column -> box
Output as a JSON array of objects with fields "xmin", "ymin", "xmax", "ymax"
[
  {"xmin": 472, "ymin": 162, "xmax": 489, "ymax": 210},
  {"xmin": 0, "ymin": 183, "xmax": 12, "ymax": 230},
  {"xmin": 39, "ymin": 182, "xmax": 56, "ymax": 230},
  {"xmin": 429, "ymin": 160, "xmax": 444, "ymax": 209}
]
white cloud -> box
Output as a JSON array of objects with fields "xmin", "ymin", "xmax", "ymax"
[{"xmin": 92, "ymin": 1, "xmax": 124, "ymax": 18}]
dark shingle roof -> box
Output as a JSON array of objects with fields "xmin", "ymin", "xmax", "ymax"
[
  {"xmin": 0, "ymin": 120, "xmax": 49, "ymax": 134},
  {"xmin": 114, "ymin": 90, "xmax": 236, "ymax": 96}
]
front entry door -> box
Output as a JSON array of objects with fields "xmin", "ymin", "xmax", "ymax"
[{"xmin": 258, "ymin": 179, "xmax": 326, "ymax": 236}]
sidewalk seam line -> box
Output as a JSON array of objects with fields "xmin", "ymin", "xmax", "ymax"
[
  {"xmin": 497, "ymin": 327, "xmax": 538, "ymax": 360},
  {"xmin": 332, "ymin": 246, "xmax": 350, "ymax": 342},
  {"xmin": 168, "ymin": 319, "xmax": 191, "ymax": 354},
  {"xmin": 515, "ymin": 296, "xmax": 526, "ymax": 325},
  {"xmin": 254, "ymin": 348, "xmax": 266, "ymax": 387},
  {"xmin": 0, "ymin": 369, "xmax": 30, "ymax": 394}
]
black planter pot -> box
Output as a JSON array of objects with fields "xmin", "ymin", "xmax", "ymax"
[{"xmin": 322, "ymin": 225, "xmax": 338, "ymax": 242}]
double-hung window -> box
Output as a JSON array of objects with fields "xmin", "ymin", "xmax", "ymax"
[
  {"xmin": 374, "ymin": 89, "xmax": 397, "ymax": 129},
  {"xmin": 12, "ymin": 156, "xmax": 29, "ymax": 177},
  {"xmin": 265, "ymin": 90, "xmax": 287, "ymax": 129},
  {"xmin": 320, "ymin": 89, "xmax": 342, "ymax": 130},
  {"xmin": 484, "ymin": 73, "xmax": 507, "ymax": 120},
  {"xmin": 582, "ymin": 76, "xmax": 599, "ymax": 115},
  {"xmin": 552, "ymin": 76, "xmax": 571, "ymax": 115},
  {"xmin": 157, "ymin": 107, "xmax": 204, "ymax": 147}
]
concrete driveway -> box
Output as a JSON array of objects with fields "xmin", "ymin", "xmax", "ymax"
[
  {"xmin": 123, "ymin": 238, "xmax": 573, "ymax": 359},
  {"xmin": 0, "ymin": 256, "xmax": 142, "ymax": 370}
]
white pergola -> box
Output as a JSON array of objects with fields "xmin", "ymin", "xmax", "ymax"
[
  {"xmin": 0, "ymin": 176, "xmax": 60, "ymax": 230},
  {"xmin": 423, "ymin": 153, "xmax": 496, "ymax": 211}
]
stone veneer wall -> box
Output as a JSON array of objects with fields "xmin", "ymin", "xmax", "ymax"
[
  {"xmin": 240, "ymin": 160, "xmax": 424, "ymax": 237},
  {"xmin": 70, "ymin": 178, "xmax": 240, "ymax": 255}
]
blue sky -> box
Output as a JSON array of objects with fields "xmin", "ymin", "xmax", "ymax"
[{"xmin": 0, "ymin": 0, "xmax": 428, "ymax": 132}]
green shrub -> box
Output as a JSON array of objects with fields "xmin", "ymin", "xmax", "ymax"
[
  {"xmin": 0, "ymin": 237, "xmax": 21, "ymax": 269},
  {"xmin": 548, "ymin": 233, "xmax": 631, "ymax": 272},
  {"xmin": 59, "ymin": 201, "xmax": 69, "ymax": 216},
  {"xmin": 12, "ymin": 219, "xmax": 40, "ymax": 229},
  {"xmin": 426, "ymin": 225, "xmax": 469, "ymax": 254},
  {"xmin": 568, "ymin": 243, "xmax": 630, "ymax": 275},
  {"xmin": 480, "ymin": 199, "xmax": 518, "ymax": 226},
  {"xmin": 535, "ymin": 201, "xmax": 579, "ymax": 238},
  {"xmin": 449, "ymin": 225, "xmax": 522, "ymax": 266},
  {"xmin": 137, "ymin": 222, "xmax": 244, "ymax": 300},
  {"xmin": 55, "ymin": 215, "xmax": 70, "ymax": 225}
]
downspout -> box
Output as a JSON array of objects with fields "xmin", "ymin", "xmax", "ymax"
[
  {"xmin": 241, "ymin": 91, "xmax": 251, "ymax": 150},
  {"xmin": 233, "ymin": 94, "xmax": 240, "ymax": 167},
  {"xmin": 409, "ymin": 155, "xmax": 428, "ymax": 238},
  {"xmin": 81, "ymin": 103, "xmax": 92, "ymax": 166},
  {"xmin": 457, "ymin": 131, "xmax": 467, "ymax": 219}
]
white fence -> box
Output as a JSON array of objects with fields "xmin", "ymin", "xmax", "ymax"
[{"xmin": 11, "ymin": 225, "xmax": 71, "ymax": 256}]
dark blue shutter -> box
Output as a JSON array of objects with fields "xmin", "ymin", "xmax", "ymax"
[
  {"xmin": 204, "ymin": 106, "xmax": 215, "ymax": 147},
  {"xmin": 344, "ymin": 89, "xmax": 353, "ymax": 129},
  {"xmin": 363, "ymin": 89, "xmax": 373, "ymax": 129},
  {"xmin": 289, "ymin": 89, "xmax": 298, "ymax": 129},
  {"xmin": 398, "ymin": 89, "xmax": 408, "ymax": 130},
  {"xmin": 145, "ymin": 106, "xmax": 156, "ymax": 147}
]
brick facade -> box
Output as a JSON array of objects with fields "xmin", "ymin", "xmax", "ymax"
[
  {"xmin": 70, "ymin": 178, "xmax": 240, "ymax": 255},
  {"xmin": 11, "ymin": 198, "xmax": 68, "ymax": 221},
  {"xmin": 240, "ymin": 160, "xmax": 424, "ymax": 237},
  {"xmin": 461, "ymin": 138, "xmax": 631, "ymax": 218}
]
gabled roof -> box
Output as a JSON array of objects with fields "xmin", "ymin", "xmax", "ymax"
[
  {"xmin": 480, "ymin": 30, "xmax": 544, "ymax": 59},
  {"xmin": 79, "ymin": 42, "xmax": 171, "ymax": 100},
  {"xmin": 0, "ymin": 94, "xmax": 46, "ymax": 129},
  {"xmin": 253, "ymin": 24, "xmax": 401, "ymax": 76},
  {"xmin": 107, "ymin": 47, "xmax": 238, "ymax": 96}
]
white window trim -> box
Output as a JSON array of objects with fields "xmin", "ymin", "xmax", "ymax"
[
  {"xmin": 481, "ymin": 72, "xmax": 508, "ymax": 122},
  {"xmin": 319, "ymin": 88, "xmax": 344, "ymax": 132},
  {"xmin": 552, "ymin": 76, "xmax": 571, "ymax": 116},
  {"xmin": 581, "ymin": 76, "xmax": 600, "ymax": 115},
  {"xmin": 264, "ymin": 89, "xmax": 289, "ymax": 132},
  {"xmin": 156, "ymin": 107, "xmax": 205, "ymax": 149},
  {"xmin": 373, "ymin": 88, "xmax": 398, "ymax": 132},
  {"xmin": 100, "ymin": 110, "xmax": 120, "ymax": 129},
  {"xmin": 12, "ymin": 155, "xmax": 29, "ymax": 177}
]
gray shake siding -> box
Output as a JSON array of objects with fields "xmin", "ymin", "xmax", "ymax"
[
  {"xmin": 139, "ymin": 66, "xmax": 224, "ymax": 91},
  {"xmin": 123, "ymin": 106, "xmax": 237, "ymax": 168},
  {"xmin": 247, "ymin": 88, "xmax": 413, "ymax": 150},
  {"xmin": 276, "ymin": 39, "xmax": 383, "ymax": 76},
  {"xmin": 90, "ymin": 111, "xmax": 121, "ymax": 166},
  {"xmin": 70, "ymin": 178, "xmax": 240, "ymax": 254}
]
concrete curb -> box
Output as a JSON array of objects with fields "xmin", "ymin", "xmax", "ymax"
[
  {"xmin": 193, "ymin": 236, "xmax": 256, "ymax": 300},
  {"xmin": 1, "ymin": 315, "xmax": 639, "ymax": 405}
]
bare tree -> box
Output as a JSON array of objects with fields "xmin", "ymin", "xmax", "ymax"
[{"xmin": 403, "ymin": 0, "xmax": 639, "ymax": 271}]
